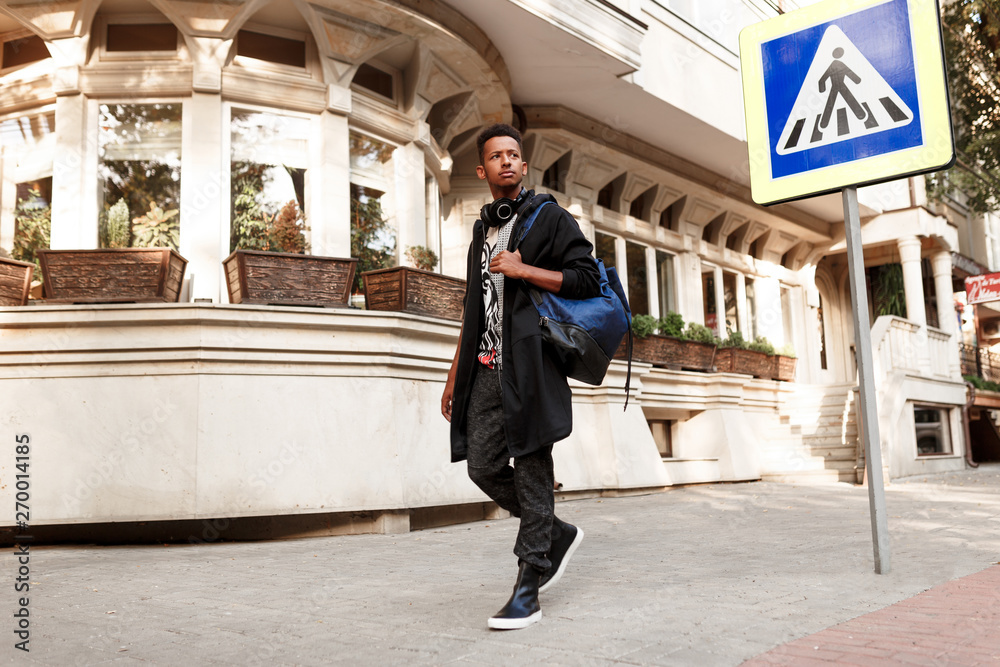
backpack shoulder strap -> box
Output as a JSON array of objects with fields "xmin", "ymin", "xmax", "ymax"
[{"xmin": 512, "ymin": 200, "xmax": 553, "ymax": 250}]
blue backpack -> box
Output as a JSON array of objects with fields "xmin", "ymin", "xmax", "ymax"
[{"xmin": 515, "ymin": 201, "xmax": 633, "ymax": 405}]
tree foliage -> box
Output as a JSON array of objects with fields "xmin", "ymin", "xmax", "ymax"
[
  {"xmin": 11, "ymin": 189, "xmax": 50, "ymax": 282},
  {"xmin": 267, "ymin": 200, "xmax": 308, "ymax": 254},
  {"xmin": 230, "ymin": 161, "xmax": 272, "ymax": 252},
  {"xmin": 929, "ymin": 0, "xmax": 1000, "ymax": 213},
  {"xmin": 405, "ymin": 245, "xmax": 438, "ymax": 271}
]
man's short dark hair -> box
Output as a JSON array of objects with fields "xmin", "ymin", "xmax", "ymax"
[{"xmin": 476, "ymin": 123, "xmax": 523, "ymax": 165}]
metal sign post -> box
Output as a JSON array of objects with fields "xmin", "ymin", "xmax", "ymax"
[
  {"xmin": 842, "ymin": 186, "xmax": 891, "ymax": 574},
  {"xmin": 741, "ymin": 0, "xmax": 955, "ymax": 575}
]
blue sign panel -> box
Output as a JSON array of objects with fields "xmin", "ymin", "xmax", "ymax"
[{"xmin": 761, "ymin": 0, "xmax": 920, "ymax": 179}]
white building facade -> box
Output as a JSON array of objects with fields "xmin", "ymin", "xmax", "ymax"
[{"xmin": 0, "ymin": 0, "xmax": 971, "ymax": 536}]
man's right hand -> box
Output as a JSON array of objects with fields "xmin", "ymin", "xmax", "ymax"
[{"xmin": 441, "ymin": 380, "xmax": 455, "ymax": 422}]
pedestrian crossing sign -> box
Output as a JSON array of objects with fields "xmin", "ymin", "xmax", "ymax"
[{"xmin": 740, "ymin": 0, "xmax": 954, "ymax": 206}]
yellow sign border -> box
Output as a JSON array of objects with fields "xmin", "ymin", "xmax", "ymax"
[{"xmin": 740, "ymin": 0, "xmax": 953, "ymax": 206}]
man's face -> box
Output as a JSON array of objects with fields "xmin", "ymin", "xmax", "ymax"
[{"xmin": 476, "ymin": 136, "xmax": 527, "ymax": 194}]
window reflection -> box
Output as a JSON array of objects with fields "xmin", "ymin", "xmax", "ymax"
[
  {"xmin": 230, "ymin": 109, "xmax": 310, "ymax": 253},
  {"xmin": 702, "ymin": 267, "xmax": 717, "ymax": 335},
  {"xmin": 626, "ymin": 240, "xmax": 649, "ymax": 316},
  {"xmin": 656, "ymin": 250, "xmax": 675, "ymax": 316},
  {"xmin": 723, "ymin": 270, "xmax": 739, "ymax": 337},
  {"xmin": 915, "ymin": 406, "xmax": 951, "ymax": 455},
  {"xmin": 1, "ymin": 111, "xmax": 54, "ymax": 279},
  {"xmin": 594, "ymin": 232, "xmax": 616, "ymax": 269},
  {"xmin": 98, "ymin": 103, "xmax": 182, "ymax": 250},
  {"xmin": 349, "ymin": 131, "xmax": 397, "ymax": 293}
]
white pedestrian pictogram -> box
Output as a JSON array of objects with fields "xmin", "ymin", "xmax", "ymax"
[{"xmin": 775, "ymin": 25, "xmax": 913, "ymax": 156}]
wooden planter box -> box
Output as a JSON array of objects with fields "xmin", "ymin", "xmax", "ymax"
[
  {"xmin": 38, "ymin": 248, "xmax": 187, "ymax": 303},
  {"xmin": 715, "ymin": 347, "xmax": 773, "ymax": 379},
  {"xmin": 362, "ymin": 266, "xmax": 466, "ymax": 320},
  {"xmin": 773, "ymin": 355, "xmax": 797, "ymax": 381},
  {"xmin": 0, "ymin": 256, "xmax": 34, "ymax": 306},
  {"xmin": 616, "ymin": 334, "xmax": 716, "ymax": 371},
  {"xmin": 223, "ymin": 250, "xmax": 357, "ymax": 307}
]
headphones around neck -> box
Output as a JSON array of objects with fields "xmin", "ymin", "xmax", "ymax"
[{"xmin": 481, "ymin": 189, "xmax": 529, "ymax": 228}]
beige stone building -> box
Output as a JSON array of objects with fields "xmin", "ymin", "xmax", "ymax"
[{"xmin": 0, "ymin": 0, "xmax": 980, "ymax": 537}]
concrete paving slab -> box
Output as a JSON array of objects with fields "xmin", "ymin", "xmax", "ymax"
[{"xmin": 2, "ymin": 465, "xmax": 999, "ymax": 665}]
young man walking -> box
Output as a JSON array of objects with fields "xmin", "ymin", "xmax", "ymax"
[{"xmin": 441, "ymin": 123, "xmax": 600, "ymax": 630}]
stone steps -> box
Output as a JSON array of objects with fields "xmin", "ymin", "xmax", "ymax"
[{"xmin": 761, "ymin": 384, "xmax": 859, "ymax": 484}]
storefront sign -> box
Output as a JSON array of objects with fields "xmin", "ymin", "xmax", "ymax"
[{"xmin": 965, "ymin": 272, "xmax": 1000, "ymax": 305}]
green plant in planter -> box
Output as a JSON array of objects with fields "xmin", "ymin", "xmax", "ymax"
[
  {"xmin": 631, "ymin": 314, "xmax": 658, "ymax": 338},
  {"xmin": 132, "ymin": 202, "xmax": 179, "ymax": 250},
  {"xmin": 776, "ymin": 343, "xmax": 796, "ymax": 358},
  {"xmin": 658, "ymin": 311, "xmax": 685, "ymax": 338},
  {"xmin": 683, "ymin": 322, "xmax": 718, "ymax": 344},
  {"xmin": 720, "ymin": 330, "xmax": 748, "ymax": 349},
  {"xmin": 405, "ymin": 245, "xmax": 439, "ymax": 271},
  {"xmin": 747, "ymin": 335, "xmax": 776, "ymax": 355}
]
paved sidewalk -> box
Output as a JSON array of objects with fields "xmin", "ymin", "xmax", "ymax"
[
  {"xmin": 744, "ymin": 564, "xmax": 1000, "ymax": 665},
  {"xmin": 3, "ymin": 465, "xmax": 1000, "ymax": 665}
]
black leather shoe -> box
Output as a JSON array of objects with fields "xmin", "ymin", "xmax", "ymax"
[
  {"xmin": 539, "ymin": 519, "xmax": 583, "ymax": 594},
  {"xmin": 488, "ymin": 562, "xmax": 542, "ymax": 630}
]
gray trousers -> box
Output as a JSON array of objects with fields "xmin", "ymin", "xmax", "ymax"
[{"xmin": 466, "ymin": 364, "xmax": 554, "ymax": 572}]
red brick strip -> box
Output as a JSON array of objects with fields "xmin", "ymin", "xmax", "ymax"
[{"xmin": 743, "ymin": 564, "xmax": 1000, "ymax": 666}]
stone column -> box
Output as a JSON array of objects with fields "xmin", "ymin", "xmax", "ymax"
[
  {"xmin": 179, "ymin": 37, "xmax": 229, "ymax": 302},
  {"xmin": 897, "ymin": 235, "xmax": 926, "ymax": 327},
  {"xmin": 48, "ymin": 37, "xmax": 94, "ymax": 249},
  {"xmin": 753, "ymin": 275, "xmax": 783, "ymax": 344},
  {"xmin": 615, "ymin": 235, "xmax": 631, "ymax": 311},
  {"xmin": 645, "ymin": 245, "xmax": 659, "ymax": 318},
  {"xmin": 931, "ymin": 250, "xmax": 961, "ymax": 377},
  {"xmin": 897, "ymin": 235, "xmax": 930, "ymax": 374},
  {"xmin": 393, "ymin": 141, "xmax": 428, "ymax": 266},
  {"xmin": 179, "ymin": 92, "xmax": 225, "ymax": 302},
  {"xmin": 930, "ymin": 251, "xmax": 956, "ymax": 336},
  {"xmin": 310, "ymin": 84, "xmax": 351, "ymax": 257},
  {"xmin": 678, "ymin": 251, "xmax": 704, "ymax": 325}
]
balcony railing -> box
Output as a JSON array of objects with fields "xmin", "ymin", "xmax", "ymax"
[{"xmin": 960, "ymin": 343, "xmax": 1000, "ymax": 383}]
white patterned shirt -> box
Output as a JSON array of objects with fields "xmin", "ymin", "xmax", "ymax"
[{"xmin": 478, "ymin": 216, "xmax": 516, "ymax": 369}]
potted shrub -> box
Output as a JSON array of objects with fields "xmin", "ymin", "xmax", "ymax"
[
  {"xmin": 617, "ymin": 312, "xmax": 717, "ymax": 371},
  {"xmin": 715, "ymin": 331, "xmax": 773, "ymax": 378},
  {"xmin": 362, "ymin": 245, "xmax": 466, "ymax": 320},
  {"xmin": 224, "ymin": 199, "xmax": 357, "ymax": 307},
  {"xmin": 773, "ymin": 343, "xmax": 797, "ymax": 381},
  {"xmin": 679, "ymin": 322, "xmax": 719, "ymax": 371}
]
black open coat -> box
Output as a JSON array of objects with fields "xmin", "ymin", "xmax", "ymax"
[{"xmin": 449, "ymin": 192, "xmax": 601, "ymax": 462}]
